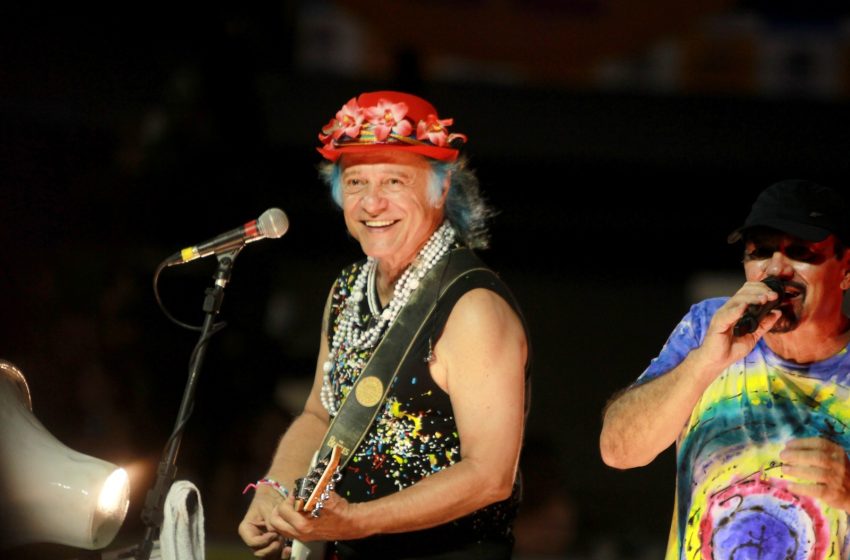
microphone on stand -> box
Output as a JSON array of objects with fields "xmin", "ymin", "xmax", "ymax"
[
  {"xmin": 137, "ymin": 207, "xmax": 291, "ymax": 560},
  {"xmin": 732, "ymin": 276, "xmax": 786, "ymax": 337},
  {"xmin": 165, "ymin": 208, "xmax": 289, "ymax": 266}
]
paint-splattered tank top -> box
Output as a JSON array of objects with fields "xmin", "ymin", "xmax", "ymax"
[{"xmin": 324, "ymin": 251, "xmax": 528, "ymax": 557}]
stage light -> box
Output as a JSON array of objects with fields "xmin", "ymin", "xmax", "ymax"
[{"xmin": 0, "ymin": 360, "xmax": 130, "ymax": 551}]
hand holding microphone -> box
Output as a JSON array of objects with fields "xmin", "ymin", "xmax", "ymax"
[{"xmin": 732, "ymin": 276, "xmax": 786, "ymax": 337}]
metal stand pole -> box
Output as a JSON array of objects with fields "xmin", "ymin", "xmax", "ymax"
[{"xmin": 131, "ymin": 249, "xmax": 241, "ymax": 560}]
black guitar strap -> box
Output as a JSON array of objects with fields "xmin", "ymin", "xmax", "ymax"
[{"xmin": 315, "ymin": 247, "xmax": 502, "ymax": 469}]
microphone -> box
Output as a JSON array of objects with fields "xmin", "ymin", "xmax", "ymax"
[
  {"xmin": 732, "ymin": 276, "xmax": 785, "ymax": 337},
  {"xmin": 165, "ymin": 208, "xmax": 289, "ymax": 266}
]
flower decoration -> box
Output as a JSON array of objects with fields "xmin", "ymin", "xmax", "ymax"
[
  {"xmin": 365, "ymin": 99, "xmax": 413, "ymax": 141},
  {"xmin": 317, "ymin": 91, "xmax": 466, "ymax": 162},
  {"xmin": 416, "ymin": 114, "xmax": 467, "ymax": 147},
  {"xmin": 320, "ymin": 97, "xmax": 364, "ymax": 142}
]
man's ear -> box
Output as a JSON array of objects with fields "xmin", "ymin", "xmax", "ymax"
[
  {"xmin": 435, "ymin": 172, "xmax": 451, "ymax": 208},
  {"xmin": 840, "ymin": 250, "xmax": 850, "ymax": 290}
]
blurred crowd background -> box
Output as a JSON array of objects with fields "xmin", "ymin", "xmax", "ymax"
[{"xmin": 3, "ymin": 2, "xmax": 850, "ymax": 558}]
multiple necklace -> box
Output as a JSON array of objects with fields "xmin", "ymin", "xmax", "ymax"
[{"xmin": 320, "ymin": 222, "xmax": 456, "ymax": 415}]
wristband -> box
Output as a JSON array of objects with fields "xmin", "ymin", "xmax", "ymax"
[{"xmin": 242, "ymin": 477, "xmax": 289, "ymax": 498}]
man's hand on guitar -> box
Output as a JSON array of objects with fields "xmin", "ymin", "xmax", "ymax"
[
  {"xmin": 269, "ymin": 491, "xmax": 363, "ymax": 543},
  {"xmin": 238, "ymin": 491, "xmax": 288, "ymax": 558}
]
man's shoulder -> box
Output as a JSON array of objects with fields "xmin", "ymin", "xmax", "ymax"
[
  {"xmin": 690, "ymin": 297, "xmax": 729, "ymax": 317},
  {"xmin": 666, "ymin": 297, "xmax": 728, "ymax": 338},
  {"xmin": 451, "ymin": 287, "xmax": 519, "ymax": 322},
  {"xmin": 439, "ymin": 253, "xmax": 525, "ymax": 331}
]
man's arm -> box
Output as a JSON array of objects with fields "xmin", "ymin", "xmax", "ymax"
[
  {"xmin": 600, "ymin": 282, "xmax": 783, "ymax": 469},
  {"xmin": 238, "ymin": 294, "xmax": 333, "ymax": 557},
  {"xmin": 599, "ymin": 347, "xmax": 725, "ymax": 469},
  {"xmin": 259, "ymin": 342, "xmax": 332, "ymax": 497},
  {"xmin": 268, "ymin": 287, "xmax": 528, "ymax": 542}
]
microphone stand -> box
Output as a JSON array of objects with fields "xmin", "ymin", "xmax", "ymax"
[{"xmin": 110, "ymin": 248, "xmax": 243, "ymax": 560}]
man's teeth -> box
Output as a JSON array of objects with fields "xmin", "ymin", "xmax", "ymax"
[{"xmin": 365, "ymin": 220, "xmax": 395, "ymax": 227}]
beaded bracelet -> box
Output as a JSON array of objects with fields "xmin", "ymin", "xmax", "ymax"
[{"xmin": 242, "ymin": 477, "xmax": 289, "ymax": 498}]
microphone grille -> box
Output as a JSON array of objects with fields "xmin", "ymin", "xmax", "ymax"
[
  {"xmin": 762, "ymin": 276, "xmax": 785, "ymax": 301},
  {"xmin": 258, "ymin": 208, "xmax": 289, "ymax": 239}
]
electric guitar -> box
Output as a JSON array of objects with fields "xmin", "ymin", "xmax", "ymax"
[{"xmin": 290, "ymin": 445, "xmax": 343, "ymax": 560}]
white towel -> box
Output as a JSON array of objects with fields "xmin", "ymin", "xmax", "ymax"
[{"xmin": 160, "ymin": 479, "xmax": 205, "ymax": 560}]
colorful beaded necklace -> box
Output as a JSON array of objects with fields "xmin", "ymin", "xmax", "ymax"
[{"xmin": 320, "ymin": 222, "xmax": 456, "ymax": 415}]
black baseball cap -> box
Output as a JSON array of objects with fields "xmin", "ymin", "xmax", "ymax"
[{"xmin": 727, "ymin": 179, "xmax": 850, "ymax": 245}]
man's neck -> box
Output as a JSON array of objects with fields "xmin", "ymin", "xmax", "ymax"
[{"xmin": 764, "ymin": 317, "xmax": 850, "ymax": 364}]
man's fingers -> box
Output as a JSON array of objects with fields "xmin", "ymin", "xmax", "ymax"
[
  {"xmin": 269, "ymin": 508, "xmax": 303, "ymax": 538},
  {"xmin": 781, "ymin": 438, "xmax": 846, "ymax": 469},
  {"xmin": 780, "ymin": 450, "xmax": 838, "ymax": 469},
  {"xmin": 784, "ymin": 437, "xmax": 835, "ymax": 451},
  {"xmin": 237, "ymin": 531, "xmax": 283, "ymax": 558},
  {"xmin": 238, "ymin": 522, "xmax": 278, "ymax": 547},
  {"xmin": 752, "ymin": 309, "xmax": 781, "ymax": 336},
  {"xmin": 786, "ymin": 480, "xmax": 827, "ymax": 500},
  {"xmin": 781, "ymin": 463, "xmax": 829, "ymax": 483}
]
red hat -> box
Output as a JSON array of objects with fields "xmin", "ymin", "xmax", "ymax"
[{"xmin": 317, "ymin": 91, "xmax": 467, "ymax": 162}]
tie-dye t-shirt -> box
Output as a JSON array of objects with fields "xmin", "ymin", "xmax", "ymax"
[{"xmin": 637, "ymin": 298, "xmax": 850, "ymax": 560}]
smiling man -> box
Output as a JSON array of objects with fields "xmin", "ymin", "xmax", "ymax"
[
  {"xmin": 239, "ymin": 91, "xmax": 529, "ymax": 559},
  {"xmin": 600, "ymin": 180, "xmax": 850, "ymax": 559}
]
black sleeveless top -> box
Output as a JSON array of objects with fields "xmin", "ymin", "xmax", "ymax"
[{"xmin": 324, "ymin": 249, "xmax": 529, "ymax": 559}]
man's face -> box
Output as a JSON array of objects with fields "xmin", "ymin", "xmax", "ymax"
[
  {"xmin": 743, "ymin": 230, "xmax": 850, "ymax": 333},
  {"xmin": 339, "ymin": 151, "xmax": 445, "ymax": 264}
]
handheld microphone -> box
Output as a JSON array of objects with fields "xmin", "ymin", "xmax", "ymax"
[
  {"xmin": 165, "ymin": 208, "xmax": 289, "ymax": 266},
  {"xmin": 732, "ymin": 276, "xmax": 785, "ymax": 337}
]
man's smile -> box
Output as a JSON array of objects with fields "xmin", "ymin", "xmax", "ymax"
[
  {"xmin": 780, "ymin": 282, "xmax": 804, "ymax": 302},
  {"xmin": 363, "ymin": 220, "xmax": 399, "ymax": 229}
]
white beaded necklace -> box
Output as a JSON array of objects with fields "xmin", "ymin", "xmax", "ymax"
[{"xmin": 320, "ymin": 222, "xmax": 456, "ymax": 415}]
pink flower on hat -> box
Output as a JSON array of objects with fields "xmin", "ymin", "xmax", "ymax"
[
  {"xmin": 419, "ymin": 114, "xmax": 466, "ymax": 147},
  {"xmin": 319, "ymin": 97, "xmax": 364, "ymax": 142},
  {"xmin": 365, "ymin": 99, "xmax": 413, "ymax": 141},
  {"xmin": 416, "ymin": 114, "xmax": 452, "ymax": 146}
]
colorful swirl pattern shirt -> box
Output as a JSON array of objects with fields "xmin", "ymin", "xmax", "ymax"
[{"xmin": 637, "ymin": 298, "xmax": 850, "ymax": 560}]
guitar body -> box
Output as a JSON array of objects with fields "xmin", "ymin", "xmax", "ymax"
[
  {"xmin": 290, "ymin": 446, "xmax": 342, "ymax": 560},
  {"xmin": 291, "ymin": 538, "xmax": 325, "ymax": 560}
]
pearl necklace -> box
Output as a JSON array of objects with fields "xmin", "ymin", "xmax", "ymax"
[{"xmin": 320, "ymin": 222, "xmax": 456, "ymax": 415}]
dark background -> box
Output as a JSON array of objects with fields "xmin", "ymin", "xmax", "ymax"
[{"xmin": 3, "ymin": 2, "xmax": 850, "ymax": 558}]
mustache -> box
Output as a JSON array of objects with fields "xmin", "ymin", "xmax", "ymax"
[{"xmin": 781, "ymin": 280, "xmax": 805, "ymax": 296}]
